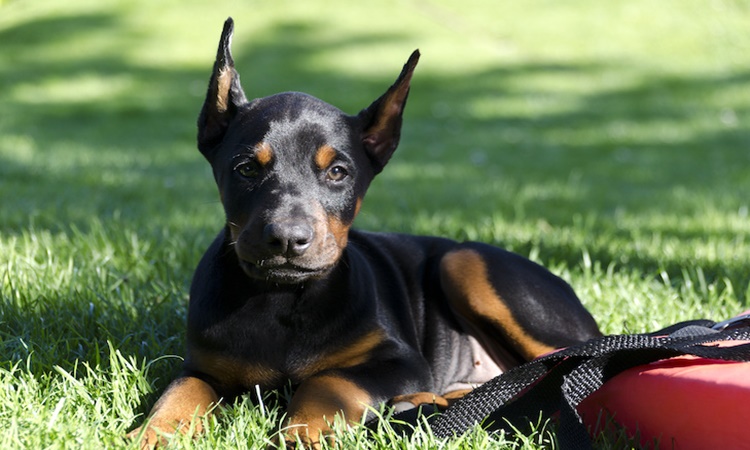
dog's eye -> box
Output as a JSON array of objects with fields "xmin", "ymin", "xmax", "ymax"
[
  {"xmin": 326, "ymin": 165, "xmax": 349, "ymax": 182},
  {"xmin": 235, "ymin": 161, "xmax": 260, "ymax": 179}
]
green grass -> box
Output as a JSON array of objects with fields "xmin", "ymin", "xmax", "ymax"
[{"xmin": 1, "ymin": 0, "xmax": 749, "ymax": 448}]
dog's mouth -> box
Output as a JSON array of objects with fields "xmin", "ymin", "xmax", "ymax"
[{"xmin": 239, "ymin": 259, "xmax": 331, "ymax": 284}]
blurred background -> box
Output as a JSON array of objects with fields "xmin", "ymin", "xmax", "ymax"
[
  {"xmin": 1, "ymin": 0, "xmax": 749, "ymax": 344},
  {"xmin": 0, "ymin": 1, "xmax": 749, "ymax": 446}
]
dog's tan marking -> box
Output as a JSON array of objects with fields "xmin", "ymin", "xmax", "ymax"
[
  {"xmin": 283, "ymin": 374, "xmax": 371, "ymax": 448},
  {"xmin": 189, "ymin": 349, "xmax": 283, "ymax": 389},
  {"xmin": 391, "ymin": 392, "xmax": 450, "ymax": 409},
  {"xmin": 301, "ymin": 328, "xmax": 384, "ymax": 378},
  {"xmin": 440, "ymin": 249, "xmax": 555, "ymax": 360},
  {"xmin": 216, "ymin": 67, "xmax": 232, "ymax": 113},
  {"xmin": 255, "ymin": 142, "xmax": 273, "ymax": 166},
  {"xmin": 361, "ymin": 51, "xmax": 419, "ymax": 171},
  {"xmin": 390, "ymin": 388, "xmax": 471, "ymax": 411},
  {"xmin": 364, "ymin": 76, "xmax": 413, "ymax": 145},
  {"xmin": 127, "ymin": 376, "xmax": 219, "ymax": 448},
  {"xmin": 442, "ymin": 388, "xmax": 473, "ymax": 402},
  {"xmin": 354, "ymin": 197, "xmax": 363, "ymax": 217},
  {"xmin": 305, "ymin": 201, "xmax": 350, "ymax": 265},
  {"xmin": 325, "ymin": 213, "xmax": 350, "ymax": 250},
  {"xmin": 314, "ymin": 144, "xmax": 337, "ymax": 170}
]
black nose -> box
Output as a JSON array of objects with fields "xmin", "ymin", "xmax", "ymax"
[{"xmin": 262, "ymin": 221, "xmax": 314, "ymax": 257}]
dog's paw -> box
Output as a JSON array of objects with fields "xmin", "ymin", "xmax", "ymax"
[
  {"xmin": 390, "ymin": 391, "xmax": 449, "ymax": 412},
  {"xmin": 264, "ymin": 439, "xmax": 315, "ymax": 450},
  {"xmin": 126, "ymin": 425, "xmax": 166, "ymax": 450},
  {"xmin": 266, "ymin": 429, "xmax": 325, "ymax": 450},
  {"xmin": 126, "ymin": 419, "xmax": 203, "ymax": 449}
]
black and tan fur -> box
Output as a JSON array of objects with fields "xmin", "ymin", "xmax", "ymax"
[{"xmin": 129, "ymin": 18, "xmax": 600, "ymax": 448}]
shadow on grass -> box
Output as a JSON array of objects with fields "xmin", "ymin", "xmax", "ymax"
[
  {"xmin": 1, "ymin": 13, "xmax": 748, "ymax": 374},
  {"xmin": 3, "ymin": 15, "xmax": 747, "ymax": 230}
]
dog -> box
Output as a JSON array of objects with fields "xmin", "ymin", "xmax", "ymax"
[{"xmin": 129, "ymin": 17, "xmax": 601, "ymax": 448}]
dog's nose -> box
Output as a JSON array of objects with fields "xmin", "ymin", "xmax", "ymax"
[{"xmin": 262, "ymin": 221, "xmax": 314, "ymax": 257}]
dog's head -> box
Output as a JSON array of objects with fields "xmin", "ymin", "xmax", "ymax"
[{"xmin": 197, "ymin": 18, "xmax": 419, "ymax": 284}]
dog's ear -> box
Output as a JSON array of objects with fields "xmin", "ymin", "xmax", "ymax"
[
  {"xmin": 197, "ymin": 17, "xmax": 248, "ymax": 158},
  {"xmin": 357, "ymin": 50, "xmax": 420, "ymax": 174}
]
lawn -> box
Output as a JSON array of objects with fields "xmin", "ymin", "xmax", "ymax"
[{"xmin": 1, "ymin": 0, "xmax": 749, "ymax": 448}]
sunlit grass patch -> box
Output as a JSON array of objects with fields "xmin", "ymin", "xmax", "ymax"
[{"xmin": 1, "ymin": 0, "xmax": 748, "ymax": 448}]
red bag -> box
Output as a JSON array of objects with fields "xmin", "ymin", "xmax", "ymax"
[
  {"xmin": 579, "ymin": 339, "xmax": 750, "ymax": 449},
  {"xmin": 428, "ymin": 313, "xmax": 750, "ymax": 450}
]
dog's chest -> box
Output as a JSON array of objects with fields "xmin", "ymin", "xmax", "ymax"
[{"xmin": 186, "ymin": 291, "xmax": 370, "ymax": 391}]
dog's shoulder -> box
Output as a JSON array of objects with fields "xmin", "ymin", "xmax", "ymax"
[
  {"xmin": 346, "ymin": 229, "xmax": 458, "ymax": 275},
  {"xmin": 349, "ymin": 228, "xmax": 456, "ymax": 254}
]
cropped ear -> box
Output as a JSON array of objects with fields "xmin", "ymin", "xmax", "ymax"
[
  {"xmin": 357, "ymin": 50, "xmax": 420, "ymax": 174},
  {"xmin": 197, "ymin": 17, "xmax": 248, "ymax": 158}
]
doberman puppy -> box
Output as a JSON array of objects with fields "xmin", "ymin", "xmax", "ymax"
[{"xmin": 129, "ymin": 17, "xmax": 601, "ymax": 448}]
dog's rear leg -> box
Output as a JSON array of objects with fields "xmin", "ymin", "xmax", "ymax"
[{"xmin": 439, "ymin": 248, "xmax": 558, "ymax": 364}]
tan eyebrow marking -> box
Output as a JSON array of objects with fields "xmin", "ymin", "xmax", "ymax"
[
  {"xmin": 255, "ymin": 142, "xmax": 273, "ymax": 166},
  {"xmin": 314, "ymin": 145, "xmax": 337, "ymax": 170}
]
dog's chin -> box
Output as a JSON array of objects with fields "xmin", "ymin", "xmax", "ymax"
[{"xmin": 239, "ymin": 260, "xmax": 331, "ymax": 284}]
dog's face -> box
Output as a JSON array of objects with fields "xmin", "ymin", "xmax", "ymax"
[
  {"xmin": 197, "ymin": 19, "xmax": 419, "ymax": 284},
  {"xmin": 207, "ymin": 94, "xmax": 370, "ymax": 284}
]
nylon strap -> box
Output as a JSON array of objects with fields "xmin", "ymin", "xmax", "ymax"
[{"xmin": 401, "ymin": 320, "xmax": 750, "ymax": 449}]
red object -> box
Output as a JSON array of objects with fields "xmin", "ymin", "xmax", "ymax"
[{"xmin": 578, "ymin": 341, "xmax": 750, "ymax": 449}]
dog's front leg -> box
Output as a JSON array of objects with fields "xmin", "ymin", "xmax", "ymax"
[
  {"xmin": 279, "ymin": 373, "xmax": 373, "ymax": 448},
  {"xmin": 128, "ymin": 375, "xmax": 219, "ymax": 449}
]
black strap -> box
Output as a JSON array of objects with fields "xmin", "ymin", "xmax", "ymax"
[
  {"xmin": 557, "ymin": 330, "xmax": 750, "ymax": 448},
  {"xmin": 408, "ymin": 318, "xmax": 750, "ymax": 449}
]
